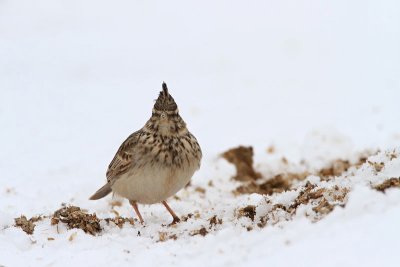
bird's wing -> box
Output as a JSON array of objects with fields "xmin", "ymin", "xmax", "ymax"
[{"xmin": 106, "ymin": 130, "xmax": 141, "ymax": 183}]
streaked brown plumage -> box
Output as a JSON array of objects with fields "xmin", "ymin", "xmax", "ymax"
[{"xmin": 90, "ymin": 82, "xmax": 202, "ymax": 224}]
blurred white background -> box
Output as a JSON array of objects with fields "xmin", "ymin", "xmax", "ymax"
[{"xmin": 1, "ymin": 0, "xmax": 399, "ymax": 209}]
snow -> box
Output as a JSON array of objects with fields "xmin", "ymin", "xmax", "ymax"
[{"xmin": 1, "ymin": 0, "xmax": 400, "ymax": 266}]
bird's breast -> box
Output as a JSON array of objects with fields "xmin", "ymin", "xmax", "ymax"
[{"xmin": 135, "ymin": 133, "xmax": 201, "ymax": 170}]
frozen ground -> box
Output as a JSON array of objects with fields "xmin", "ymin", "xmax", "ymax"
[{"xmin": 1, "ymin": 0, "xmax": 400, "ymax": 266}]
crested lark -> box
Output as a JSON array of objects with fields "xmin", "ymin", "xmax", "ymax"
[{"xmin": 90, "ymin": 82, "xmax": 202, "ymax": 224}]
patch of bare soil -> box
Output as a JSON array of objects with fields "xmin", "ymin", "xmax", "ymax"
[
  {"xmin": 318, "ymin": 155, "xmax": 369, "ymax": 180},
  {"xmin": 312, "ymin": 198, "xmax": 334, "ymax": 214},
  {"xmin": 190, "ymin": 227, "xmax": 208, "ymax": 237},
  {"xmin": 222, "ymin": 146, "xmax": 262, "ymax": 181},
  {"xmin": 318, "ymin": 159, "xmax": 352, "ymax": 178},
  {"xmin": 290, "ymin": 182, "xmax": 347, "ymax": 215},
  {"xmin": 289, "ymin": 182, "xmax": 324, "ymax": 211},
  {"xmin": 224, "ymin": 146, "xmax": 370, "ymax": 195},
  {"xmin": 256, "ymin": 183, "xmax": 349, "ymax": 228},
  {"xmin": 14, "ymin": 215, "xmax": 43, "ymax": 235},
  {"xmin": 221, "ymin": 146, "xmax": 373, "ymax": 228},
  {"xmin": 51, "ymin": 206, "xmax": 101, "ymax": 235},
  {"xmin": 237, "ymin": 205, "xmax": 256, "ymax": 221},
  {"xmin": 234, "ymin": 173, "xmax": 307, "ymax": 195},
  {"xmin": 368, "ymin": 160, "xmax": 385, "ymax": 172},
  {"xmin": 374, "ymin": 177, "xmax": 400, "ymax": 192},
  {"xmin": 158, "ymin": 232, "xmax": 178, "ymax": 242},
  {"xmin": 181, "ymin": 213, "xmax": 194, "ymax": 222},
  {"xmin": 209, "ymin": 215, "xmax": 223, "ymax": 226},
  {"xmin": 13, "ymin": 206, "xmax": 138, "ymax": 236},
  {"xmin": 104, "ymin": 216, "xmax": 135, "ymax": 228}
]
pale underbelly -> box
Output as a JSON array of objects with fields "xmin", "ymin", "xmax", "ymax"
[{"xmin": 111, "ymin": 164, "xmax": 197, "ymax": 204}]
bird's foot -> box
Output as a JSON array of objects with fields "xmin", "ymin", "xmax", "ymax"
[{"xmin": 168, "ymin": 216, "xmax": 181, "ymax": 226}]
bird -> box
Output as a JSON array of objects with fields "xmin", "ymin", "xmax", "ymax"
[{"xmin": 90, "ymin": 82, "xmax": 202, "ymax": 225}]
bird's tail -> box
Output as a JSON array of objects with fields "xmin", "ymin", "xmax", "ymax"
[{"xmin": 89, "ymin": 183, "xmax": 112, "ymax": 200}]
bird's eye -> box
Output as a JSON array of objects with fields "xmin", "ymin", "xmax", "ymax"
[{"xmin": 160, "ymin": 113, "xmax": 166, "ymax": 119}]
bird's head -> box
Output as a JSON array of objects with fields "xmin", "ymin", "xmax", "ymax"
[{"xmin": 146, "ymin": 82, "xmax": 187, "ymax": 135}]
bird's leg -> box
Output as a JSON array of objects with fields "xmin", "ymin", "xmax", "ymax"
[
  {"xmin": 162, "ymin": 200, "xmax": 180, "ymax": 225},
  {"xmin": 129, "ymin": 200, "xmax": 144, "ymax": 224}
]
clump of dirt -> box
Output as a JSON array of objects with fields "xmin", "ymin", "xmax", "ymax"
[
  {"xmin": 234, "ymin": 173, "xmax": 307, "ymax": 195},
  {"xmin": 330, "ymin": 186, "xmax": 350, "ymax": 202},
  {"xmin": 51, "ymin": 206, "xmax": 101, "ymax": 235},
  {"xmin": 181, "ymin": 213, "xmax": 194, "ymax": 222},
  {"xmin": 195, "ymin": 186, "xmax": 206, "ymax": 194},
  {"xmin": 209, "ymin": 215, "xmax": 223, "ymax": 226},
  {"xmin": 374, "ymin": 177, "xmax": 400, "ymax": 192},
  {"xmin": 289, "ymin": 182, "xmax": 324, "ymax": 210},
  {"xmin": 238, "ymin": 205, "xmax": 257, "ymax": 221},
  {"xmin": 312, "ymin": 198, "xmax": 334, "ymax": 214},
  {"xmin": 255, "ymin": 182, "xmax": 349, "ymax": 228},
  {"xmin": 190, "ymin": 227, "xmax": 208, "ymax": 237},
  {"xmin": 158, "ymin": 232, "xmax": 178, "ymax": 242},
  {"xmin": 319, "ymin": 156, "xmax": 370, "ymax": 179},
  {"xmin": 14, "ymin": 215, "xmax": 43, "ymax": 235},
  {"xmin": 226, "ymin": 144, "xmax": 371, "ymax": 195},
  {"xmin": 222, "ymin": 146, "xmax": 262, "ymax": 181},
  {"xmin": 104, "ymin": 216, "xmax": 135, "ymax": 228},
  {"xmin": 388, "ymin": 151, "xmax": 397, "ymax": 160},
  {"xmin": 288, "ymin": 182, "xmax": 348, "ymax": 214},
  {"xmin": 257, "ymin": 215, "xmax": 268, "ymax": 228},
  {"xmin": 368, "ymin": 160, "xmax": 385, "ymax": 172},
  {"xmin": 13, "ymin": 204, "xmax": 139, "ymax": 237},
  {"xmin": 318, "ymin": 160, "xmax": 351, "ymax": 177}
]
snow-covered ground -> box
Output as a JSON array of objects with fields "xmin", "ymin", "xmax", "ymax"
[{"xmin": 1, "ymin": 1, "xmax": 400, "ymax": 266}]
